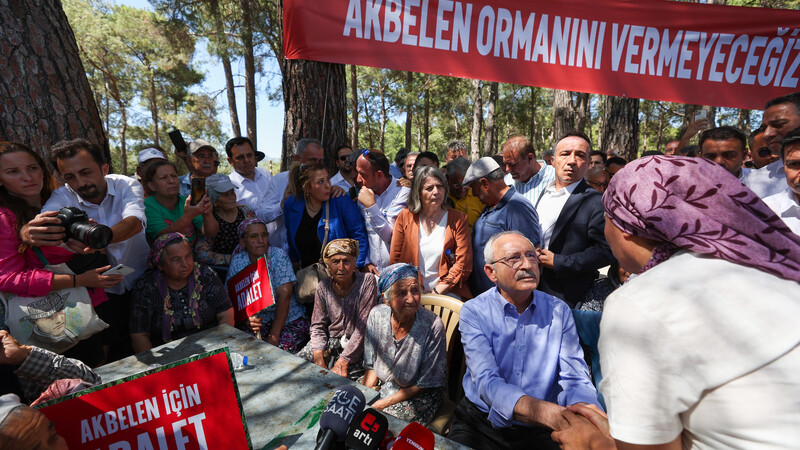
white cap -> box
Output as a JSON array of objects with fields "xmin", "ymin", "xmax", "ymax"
[
  {"xmin": 138, "ymin": 147, "xmax": 166, "ymax": 164},
  {"xmin": 462, "ymin": 157, "xmax": 501, "ymax": 186}
]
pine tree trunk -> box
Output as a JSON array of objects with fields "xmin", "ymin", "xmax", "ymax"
[
  {"xmin": 281, "ymin": 60, "xmax": 347, "ymax": 171},
  {"xmin": 601, "ymin": 96, "xmax": 639, "ymax": 161},
  {"xmin": 483, "ymin": 82, "xmax": 498, "ymax": 155},
  {"xmin": 529, "ymin": 86, "xmax": 536, "ymax": 146},
  {"xmin": 422, "ymin": 77, "xmax": 430, "ymax": 152},
  {"xmin": 405, "ymin": 72, "xmax": 413, "ymax": 150},
  {"xmin": 350, "ymin": 65, "xmax": 358, "ymax": 149},
  {"xmin": 148, "ymin": 73, "xmax": 160, "ymax": 147},
  {"xmin": 574, "ymin": 92, "xmax": 590, "ymax": 134},
  {"xmin": 553, "ymin": 90, "xmax": 574, "ymax": 141},
  {"xmin": 210, "ymin": 0, "xmax": 240, "ymax": 137},
  {"xmin": 379, "ymin": 81, "xmax": 386, "ymax": 152},
  {"xmin": 0, "ymin": 0, "xmax": 109, "ymax": 167},
  {"xmin": 241, "ymin": 0, "xmax": 257, "ymax": 150},
  {"xmin": 470, "ymin": 79, "xmax": 482, "ymax": 161},
  {"xmin": 738, "ymin": 109, "xmax": 750, "ymax": 132}
]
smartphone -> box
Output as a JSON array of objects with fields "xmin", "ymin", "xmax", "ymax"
[
  {"xmin": 694, "ymin": 110, "xmax": 708, "ymax": 121},
  {"xmin": 190, "ymin": 177, "xmax": 205, "ymax": 206},
  {"xmin": 102, "ymin": 264, "xmax": 135, "ymax": 277},
  {"xmin": 348, "ymin": 186, "xmax": 359, "ymax": 200},
  {"xmin": 168, "ymin": 129, "xmax": 188, "ymax": 156}
]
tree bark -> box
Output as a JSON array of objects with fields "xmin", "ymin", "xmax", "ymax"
[
  {"xmin": 281, "ymin": 60, "xmax": 347, "ymax": 171},
  {"xmin": 379, "ymin": 81, "xmax": 386, "ymax": 152},
  {"xmin": 350, "ymin": 65, "xmax": 358, "ymax": 149},
  {"xmin": 553, "ymin": 89, "xmax": 574, "ymax": 141},
  {"xmin": 574, "ymin": 92, "xmax": 590, "ymax": 134},
  {"xmin": 405, "ymin": 71, "xmax": 413, "ymax": 150},
  {"xmin": 738, "ymin": 108, "xmax": 750, "ymax": 132},
  {"xmin": 148, "ymin": 72, "xmax": 160, "ymax": 147},
  {"xmin": 0, "ymin": 0, "xmax": 109, "ymax": 167},
  {"xmin": 529, "ymin": 86, "xmax": 536, "ymax": 146},
  {"xmin": 422, "ymin": 76, "xmax": 430, "ymax": 152},
  {"xmin": 601, "ymin": 96, "xmax": 639, "ymax": 161},
  {"xmin": 470, "ymin": 79, "xmax": 482, "ymax": 161},
  {"xmin": 483, "ymin": 82, "xmax": 498, "ymax": 155},
  {"xmin": 241, "ymin": 0, "xmax": 257, "ymax": 150}
]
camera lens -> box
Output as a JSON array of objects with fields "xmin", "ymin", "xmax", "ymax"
[{"xmin": 70, "ymin": 222, "xmax": 113, "ymax": 249}]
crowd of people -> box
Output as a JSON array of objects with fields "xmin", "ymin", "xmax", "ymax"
[{"xmin": 1, "ymin": 92, "xmax": 800, "ymax": 449}]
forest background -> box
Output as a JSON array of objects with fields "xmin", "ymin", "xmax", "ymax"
[{"xmin": 18, "ymin": 0, "xmax": 800, "ymax": 175}]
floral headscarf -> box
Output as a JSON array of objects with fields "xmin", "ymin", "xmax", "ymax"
[
  {"xmin": 323, "ymin": 238, "xmax": 359, "ymax": 262},
  {"xmin": 603, "ymin": 156, "xmax": 800, "ymax": 280},
  {"xmin": 148, "ymin": 232, "xmax": 204, "ymax": 342},
  {"xmin": 378, "ymin": 263, "xmax": 420, "ymax": 294}
]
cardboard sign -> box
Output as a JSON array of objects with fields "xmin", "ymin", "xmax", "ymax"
[
  {"xmin": 284, "ymin": 0, "xmax": 800, "ymax": 109},
  {"xmin": 227, "ymin": 256, "xmax": 275, "ymax": 323},
  {"xmin": 38, "ymin": 349, "xmax": 251, "ymax": 450}
]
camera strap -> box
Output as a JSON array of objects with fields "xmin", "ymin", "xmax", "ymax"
[{"xmin": 33, "ymin": 247, "xmax": 50, "ymax": 267}]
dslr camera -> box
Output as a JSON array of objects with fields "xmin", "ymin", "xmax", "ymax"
[{"xmin": 55, "ymin": 207, "xmax": 113, "ymax": 249}]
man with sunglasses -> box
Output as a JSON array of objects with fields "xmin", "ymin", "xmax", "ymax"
[
  {"xmin": 329, "ymin": 145, "xmax": 355, "ymax": 189},
  {"xmin": 743, "ymin": 93, "xmax": 800, "ymax": 198},
  {"xmin": 748, "ymin": 126, "xmax": 778, "ymax": 170},
  {"xmin": 448, "ymin": 231, "xmax": 600, "ymax": 450},
  {"xmin": 225, "ymin": 136, "xmax": 271, "ymax": 211}
]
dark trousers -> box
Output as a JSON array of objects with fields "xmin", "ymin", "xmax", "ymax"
[
  {"xmin": 95, "ymin": 290, "xmax": 133, "ymax": 363},
  {"xmin": 447, "ymin": 398, "xmax": 560, "ymax": 450}
]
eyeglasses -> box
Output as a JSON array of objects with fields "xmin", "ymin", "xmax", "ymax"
[
  {"xmin": 489, "ymin": 252, "xmax": 538, "ymax": 269},
  {"xmin": 586, "ymin": 180, "xmax": 608, "ymax": 189},
  {"xmin": 338, "ymin": 154, "xmax": 351, "ymax": 162}
]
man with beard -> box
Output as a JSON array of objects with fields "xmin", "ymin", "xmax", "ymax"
[
  {"xmin": 448, "ymin": 231, "xmax": 600, "ymax": 450},
  {"xmin": 24, "ymin": 139, "xmax": 148, "ymax": 361}
]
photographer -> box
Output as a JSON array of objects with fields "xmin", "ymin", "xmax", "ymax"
[{"xmin": 21, "ymin": 139, "xmax": 149, "ymax": 361}]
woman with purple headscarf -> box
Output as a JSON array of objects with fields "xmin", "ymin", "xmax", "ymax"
[
  {"xmin": 130, "ymin": 233, "xmax": 234, "ymax": 353},
  {"xmin": 553, "ymin": 156, "xmax": 800, "ymax": 450}
]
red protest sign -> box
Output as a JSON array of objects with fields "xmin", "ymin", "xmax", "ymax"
[
  {"xmin": 227, "ymin": 256, "xmax": 275, "ymax": 323},
  {"xmin": 284, "ymin": 0, "xmax": 800, "ymax": 109},
  {"xmin": 38, "ymin": 349, "xmax": 251, "ymax": 450}
]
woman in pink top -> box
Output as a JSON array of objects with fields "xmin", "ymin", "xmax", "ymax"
[{"xmin": 0, "ymin": 142, "xmax": 121, "ymax": 299}]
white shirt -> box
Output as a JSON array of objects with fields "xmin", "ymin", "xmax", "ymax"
[
  {"xmin": 504, "ymin": 164, "xmax": 556, "ymax": 207},
  {"xmin": 42, "ymin": 175, "xmax": 149, "ymax": 294},
  {"xmin": 742, "ymin": 159, "xmax": 786, "ymax": 198},
  {"xmin": 600, "ymin": 252, "xmax": 800, "ymax": 448},
  {"xmin": 330, "ymin": 170, "xmax": 354, "ymax": 190},
  {"xmin": 230, "ymin": 167, "xmax": 272, "ymax": 211},
  {"xmin": 737, "ymin": 166, "xmax": 753, "ymax": 182},
  {"xmin": 255, "ymin": 171, "xmax": 289, "ymax": 253},
  {"xmin": 536, "ymin": 181, "xmax": 580, "ymax": 249},
  {"xmin": 359, "ymin": 177, "xmax": 409, "ymax": 270},
  {"xmin": 763, "ymin": 186, "xmax": 800, "ymax": 236},
  {"xmin": 418, "ymin": 212, "xmax": 447, "ymax": 291}
]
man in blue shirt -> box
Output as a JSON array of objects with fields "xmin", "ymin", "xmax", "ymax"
[
  {"xmin": 448, "ymin": 230, "xmax": 601, "ymax": 450},
  {"xmin": 463, "ymin": 157, "xmax": 542, "ymax": 295}
]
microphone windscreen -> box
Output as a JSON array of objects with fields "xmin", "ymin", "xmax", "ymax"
[
  {"xmin": 345, "ymin": 408, "xmax": 389, "ymax": 450},
  {"xmin": 319, "ymin": 385, "xmax": 367, "ymax": 441},
  {"xmin": 392, "ymin": 422, "xmax": 434, "ymax": 450}
]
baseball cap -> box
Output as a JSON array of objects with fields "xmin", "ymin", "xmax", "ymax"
[
  {"xmin": 138, "ymin": 147, "xmax": 166, "ymax": 164},
  {"xmin": 187, "ymin": 139, "xmax": 216, "ymax": 155},
  {"xmin": 462, "ymin": 156, "xmax": 501, "ymax": 186}
]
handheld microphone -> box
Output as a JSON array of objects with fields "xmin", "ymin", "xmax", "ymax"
[
  {"xmin": 315, "ymin": 385, "xmax": 367, "ymax": 450},
  {"xmin": 345, "ymin": 408, "xmax": 389, "ymax": 450},
  {"xmin": 390, "ymin": 422, "xmax": 435, "ymax": 450}
]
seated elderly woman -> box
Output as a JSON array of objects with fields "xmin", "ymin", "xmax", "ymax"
[
  {"xmin": 194, "ymin": 174, "xmax": 256, "ymax": 267},
  {"xmin": 362, "ymin": 263, "xmax": 447, "ymax": 425},
  {"xmin": 226, "ymin": 218, "xmax": 309, "ymax": 353},
  {"xmin": 130, "ymin": 233, "xmax": 234, "ymax": 353},
  {"xmin": 553, "ymin": 156, "xmax": 800, "ymax": 449},
  {"xmin": 297, "ymin": 239, "xmax": 379, "ymax": 379}
]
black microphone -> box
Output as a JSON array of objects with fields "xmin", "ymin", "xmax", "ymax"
[
  {"xmin": 345, "ymin": 408, "xmax": 389, "ymax": 450},
  {"xmin": 316, "ymin": 385, "xmax": 367, "ymax": 450}
]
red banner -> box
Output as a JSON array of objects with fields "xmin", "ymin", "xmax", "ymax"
[
  {"xmin": 284, "ymin": 0, "xmax": 800, "ymax": 109},
  {"xmin": 38, "ymin": 349, "xmax": 251, "ymax": 449},
  {"xmin": 227, "ymin": 256, "xmax": 275, "ymax": 323}
]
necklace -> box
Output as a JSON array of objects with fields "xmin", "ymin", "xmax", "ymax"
[{"xmin": 306, "ymin": 203, "xmax": 321, "ymax": 216}]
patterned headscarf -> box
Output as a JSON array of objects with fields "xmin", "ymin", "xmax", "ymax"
[
  {"xmin": 147, "ymin": 232, "xmax": 203, "ymax": 342},
  {"xmin": 378, "ymin": 263, "xmax": 420, "ymax": 294},
  {"xmin": 233, "ymin": 217, "xmax": 267, "ymax": 256},
  {"xmin": 323, "ymin": 238, "xmax": 359, "ymax": 262},
  {"xmin": 603, "ymin": 156, "xmax": 800, "ymax": 280},
  {"xmin": 149, "ymin": 233, "xmax": 189, "ymax": 268}
]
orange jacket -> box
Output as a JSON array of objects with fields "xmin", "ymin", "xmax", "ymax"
[{"xmin": 389, "ymin": 208, "xmax": 473, "ymax": 299}]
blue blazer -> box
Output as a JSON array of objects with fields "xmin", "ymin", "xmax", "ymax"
[{"xmin": 284, "ymin": 195, "xmax": 369, "ymax": 268}]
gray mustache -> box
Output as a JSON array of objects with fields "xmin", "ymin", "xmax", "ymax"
[{"xmin": 516, "ymin": 269, "xmax": 537, "ymax": 280}]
